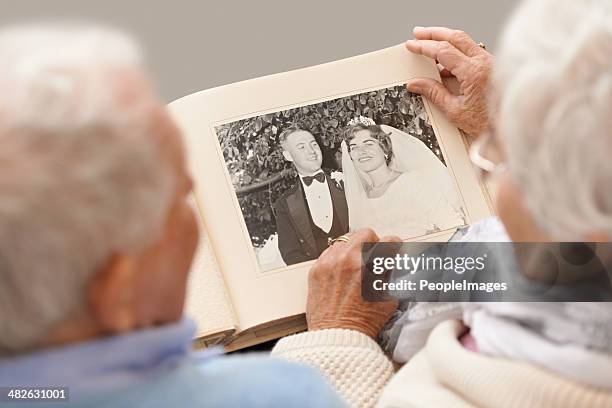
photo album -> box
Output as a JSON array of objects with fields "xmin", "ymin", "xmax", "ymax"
[{"xmin": 168, "ymin": 44, "xmax": 494, "ymax": 351}]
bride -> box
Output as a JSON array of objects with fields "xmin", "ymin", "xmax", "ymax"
[{"xmin": 341, "ymin": 116, "xmax": 465, "ymax": 238}]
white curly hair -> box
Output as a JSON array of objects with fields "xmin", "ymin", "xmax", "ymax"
[
  {"xmin": 494, "ymin": 0, "xmax": 612, "ymax": 239},
  {"xmin": 0, "ymin": 24, "xmax": 176, "ymax": 353}
]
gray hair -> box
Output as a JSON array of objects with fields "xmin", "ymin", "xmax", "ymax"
[
  {"xmin": 494, "ymin": 0, "xmax": 612, "ymax": 238},
  {"xmin": 0, "ymin": 25, "xmax": 176, "ymax": 353}
]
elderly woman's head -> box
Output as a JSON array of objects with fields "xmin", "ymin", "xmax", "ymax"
[
  {"xmin": 344, "ymin": 122, "xmax": 394, "ymax": 173},
  {"xmin": 489, "ymin": 0, "xmax": 612, "ymax": 242}
]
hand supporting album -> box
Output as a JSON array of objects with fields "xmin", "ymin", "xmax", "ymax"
[
  {"xmin": 405, "ymin": 26, "xmax": 494, "ymax": 138},
  {"xmin": 306, "ymin": 228, "xmax": 400, "ymax": 339}
]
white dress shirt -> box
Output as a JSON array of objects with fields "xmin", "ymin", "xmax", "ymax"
[{"xmin": 300, "ymin": 172, "xmax": 334, "ymax": 233}]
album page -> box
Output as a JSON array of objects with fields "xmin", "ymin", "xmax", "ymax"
[
  {"xmin": 169, "ymin": 44, "xmax": 492, "ymax": 334},
  {"xmin": 184, "ymin": 197, "xmax": 237, "ymax": 340}
]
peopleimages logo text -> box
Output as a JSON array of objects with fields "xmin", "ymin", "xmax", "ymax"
[{"xmin": 371, "ymin": 253, "xmax": 487, "ymax": 275}]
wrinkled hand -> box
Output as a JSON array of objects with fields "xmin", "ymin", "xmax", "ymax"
[
  {"xmin": 307, "ymin": 229, "xmax": 400, "ymax": 339},
  {"xmin": 405, "ymin": 26, "xmax": 494, "ymax": 137}
]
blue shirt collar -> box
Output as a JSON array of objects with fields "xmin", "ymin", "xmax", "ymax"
[{"xmin": 0, "ymin": 317, "xmax": 221, "ymax": 398}]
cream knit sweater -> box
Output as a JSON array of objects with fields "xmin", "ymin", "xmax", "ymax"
[
  {"xmin": 272, "ymin": 320, "xmax": 612, "ymax": 408},
  {"xmin": 272, "ymin": 328, "xmax": 394, "ymax": 407}
]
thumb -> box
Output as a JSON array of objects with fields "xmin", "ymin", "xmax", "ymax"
[{"xmin": 406, "ymin": 78, "xmax": 457, "ymax": 115}]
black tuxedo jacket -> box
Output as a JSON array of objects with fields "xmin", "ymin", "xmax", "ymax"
[{"xmin": 273, "ymin": 169, "xmax": 348, "ymax": 266}]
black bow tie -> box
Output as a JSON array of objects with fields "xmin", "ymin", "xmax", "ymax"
[{"xmin": 302, "ymin": 172, "xmax": 325, "ymax": 186}]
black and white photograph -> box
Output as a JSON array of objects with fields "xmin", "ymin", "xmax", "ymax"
[{"xmin": 214, "ymin": 85, "xmax": 467, "ymax": 272}]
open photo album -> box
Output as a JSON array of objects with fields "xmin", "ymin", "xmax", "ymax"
[{"xmin": 168, "ymin": 45, "xmax": 494, "ymax": 351}]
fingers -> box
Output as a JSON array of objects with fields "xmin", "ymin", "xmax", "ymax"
[
  {"xmin": 327, "ymin": 229, "xmax": 378, "ymax": 251},
  {"xmin": 378, "ymin": 235, "xmax": 403, "ymax": 243},
  {"xmin": 439, "ymin": 67, "xmax": 453, "ymax": 78},
  {"xmin": 344, "ymin": 229, "xmax": 378, "ymax": 263},
  {"xmin": 349, "ymin": 228, "xmax": 379, "ymax": 245},
  {"xmin": 413, "ymin": 26, "xmax": 482, "ymax": 57},
  {"xmin": 319, "ymin": 228, "xmax": 378, "ymax": 270},
  {"xmin": 406, "ymin": 78, "xmax": 459, "ymax": 115},
  {"xmin": 405, "ymin": 39, "xmax": 469, "ymax": 78}
]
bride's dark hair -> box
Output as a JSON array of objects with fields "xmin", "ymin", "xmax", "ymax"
[{"xmin": 343, "ymin": 123, "xmax": 394, "ymax": 164}]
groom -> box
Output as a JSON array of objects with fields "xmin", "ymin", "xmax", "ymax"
[{"xmin": 273, "ymin": 125, "xmax": 349, "ymax": 266}]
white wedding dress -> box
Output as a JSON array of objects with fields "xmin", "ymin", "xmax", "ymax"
[{"xmin": 342, "ymin": 125, "xmax": 465, "ymax": 238}]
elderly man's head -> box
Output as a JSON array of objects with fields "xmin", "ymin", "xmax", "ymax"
[
  {"xmin": 0, "ymin": 25, "xmax": 198, "ymax": 355},
  {"xmin": 491, "ymin": 0, "xmax": 612, "ymax": 242}
]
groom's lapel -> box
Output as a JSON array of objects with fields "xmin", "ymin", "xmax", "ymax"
[
  {"xmin": 286, "ymin": 181, "xmax": 317, "ymax": 254},
  {"xmin": 326, "ymin": 173, "xmax": 349, "ymax": 232}
]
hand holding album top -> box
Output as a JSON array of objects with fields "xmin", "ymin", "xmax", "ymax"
[
  {"xmin": 306, "ymin": 228, "xmax": 400, "ymax": 339},
  {"xmin": 405, "ymin": 26, "xmax": 494, "ymax": 138}
]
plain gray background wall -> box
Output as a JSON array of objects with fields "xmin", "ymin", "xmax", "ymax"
[{"xmin": 0, "ymin": 0, "xmax": 519, "ymax": 101}]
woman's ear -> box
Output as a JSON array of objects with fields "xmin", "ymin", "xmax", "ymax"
[{"xmin": 87, "ymin": 254, "xmax": 138, "ymax": 334}]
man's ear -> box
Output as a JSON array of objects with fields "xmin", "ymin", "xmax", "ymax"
[
  {"xmin": 282, "ymin": 150, "xmax": 294, "ymax": 162},
  {"xmin": 87, "ymin": 254, "xmax": 138, "ymax": 334}
]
